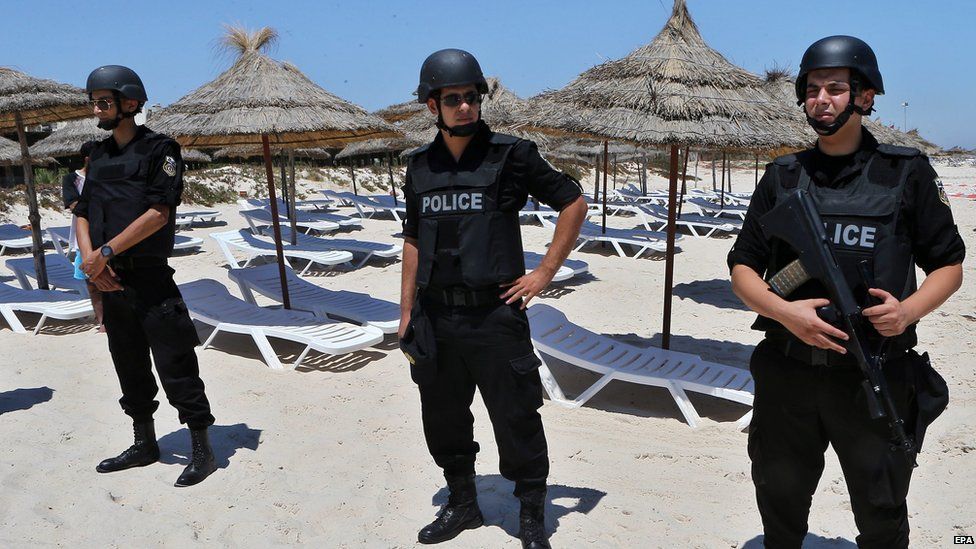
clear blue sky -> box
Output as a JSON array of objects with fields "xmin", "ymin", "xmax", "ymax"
[{"xmin": 4, "ymin": 0, "xmax": 973, "ymax": 148}]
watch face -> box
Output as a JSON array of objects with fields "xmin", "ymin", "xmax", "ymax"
[{"xmin": 101, "ymin": 246, "xmax": 112, "ymax": 257}]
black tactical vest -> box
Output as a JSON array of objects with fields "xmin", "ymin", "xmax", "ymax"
[
  {"xmin": 409, "ymin": 133, "xmax": 525, "ymax": 289},
  {"xmin": 769, "ymin": 145, "xmax": 920, "ymax": 347},
  {"xmin": 87, "ymin": 129, "xmax": 179, "ymax": 258}
]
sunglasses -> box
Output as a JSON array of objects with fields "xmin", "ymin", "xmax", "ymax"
[
  {"xmin": 89, "ymin": 98, "xmax": 115, "ymax": 111},
  {"xmin": 440, "ymin": 91, "xmax": 481, "ymax": 108}
]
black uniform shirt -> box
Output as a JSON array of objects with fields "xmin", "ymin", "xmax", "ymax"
[
  {"xmin": 74, "ymin": 126, "xmax": 184, "ymax": 257},
  {"xmin": 727, "ymin": 127, "xmax": 965, "ymax": 334},
  {"xmin": 402, "ymin": 121, "xmax": 581, "ymax": 239}
]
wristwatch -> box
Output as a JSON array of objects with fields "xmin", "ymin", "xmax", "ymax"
[{"xmin": 100, "ymin": 244, "xmax": 114, "ymax": 259}]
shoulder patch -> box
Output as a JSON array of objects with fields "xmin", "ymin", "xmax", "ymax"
[
  {"xmin": 935, "ymin": 178, "xmax": 950, "ymax": 207},
  {"xmin": 876, "ymin": 143, "xmax": 921, "ymax": 158},
  {"xmin": 488, "ymin": 132, "xmax": 520, "ymax": 146},
  {"xmin": 162, "ymin": 156, "xmax": 177, "ymax": 177}
]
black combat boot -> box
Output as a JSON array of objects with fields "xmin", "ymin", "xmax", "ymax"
[
  {"xmin": 417, "ymin": 474, "xmax": 484, "ymax": 544},
  {"xmin": 518, "ymin": 488, "xmax": 551, "ymax": 549},
  {"xmin": 96, "ymin": 421, "xmax": 160, "ymax": 473},
  {"xmin": 174, "ymin": 427, "xmax": 216, "ymax": 487}
]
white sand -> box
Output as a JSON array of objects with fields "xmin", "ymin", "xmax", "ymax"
[{"xmin": 1, "ymin": 163, "xmax": 973, "ymax": 548}]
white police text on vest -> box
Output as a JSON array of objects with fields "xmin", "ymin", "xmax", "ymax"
[
  {"xmin": 823, "ymin": 221, "xmax": 877, "ymax": 250},
  {"xmin": 421, "ymin": 191, "xmax": 485, "ymax": 215}
]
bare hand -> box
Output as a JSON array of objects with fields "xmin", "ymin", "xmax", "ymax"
[
  {"xmin": 82, "ymin": 250, "xmax": 108, "ymax": 279},
  {"xmin": 500, "ymin": 268, "xmax": 555, "ymax": 309},
  {"xmin": 779, "ymin": 298, "xmax": 849, "ymax": 354},
  {"xmin": 90, "ymin": 266, "xmax": 123, "ymax": 292},
  {"xmin": 862, "ymin": 288, "xmax": 912, "ymax": 337}
]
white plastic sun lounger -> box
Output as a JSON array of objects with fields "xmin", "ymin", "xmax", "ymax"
[
  {"xmin": 228, "ymin": 263, "xmax": 400, "ymax": 334},
  {"xmin": 5, "ymin": 253, "xmax": 89, "ymax": 294},
  {"xmin": 0, "ymin": 282, "xmax": 94, "ymax": 334},
  {"xmin": 173, "ymin": 234, "xmax": 204, "ymax": 251},
  {"xmin": 175, "ymin": 208, "xmax": 222, "ymax": 229},
  {"xmin": 523, "ymin": 252, "xmax": 588, "ymax": 283},
  {"xmin": 609, "ymin": 203, "xmax": 740, "ymax": 237},
  {"xmin": 571, "ymin": 220, "xmax": 672, "ymax": 259},
  {"xmin": 210, "ymin": 230, "xmax": 353, "ymax": 275},
  {"xmin": 0, "ymin": 224, "xmax": 38, "ymax": 254},
  {"xmin": 321, "ymin": 190, "xmax": 405, "ymax": 222},
  {"xmin": 178, "ymin": 279, "xmax": 383, "ymax": 370},
  {"xmin": 684, "ymin": 197, "xmax": 748, "ymax": 220},
  {"xmin": 527, "ymin": 304, "xmax": 754, "ymax": 428},
  {"xmin": 238, "ymin": 208, "xmax": 341, "ymax": 235},
  {"xmin": 257, "ymin": 227, "xmax": 401, "ymax": 269},
  {"xmin": 243, "ymin": 197, "xmax": 334, "ymax": 211}
]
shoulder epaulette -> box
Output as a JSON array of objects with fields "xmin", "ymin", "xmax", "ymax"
[
  {"xmin": 876, "ymin": 143, "xmax": 921, "ymax": 158},
  {"xmin": 773, "ymin": 153, "xmax": 799, "ymax": 166},
  {"xmin": 488, "ymin": 132, "xmax": 520, "ymax": 146},
  {"xmin": 405, "ymin": 143, "xmax": 431, "ymax": 157}
]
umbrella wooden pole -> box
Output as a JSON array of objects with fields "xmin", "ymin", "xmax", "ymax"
[
  {"xmin": 601, "ymin": 141, "xmax": 609, "ymax": 234},
  {"xmin": 662, "ymin": 145, "xmax": 679, "ymax": 350},
  {"xmin": 720, "ymin": 152, "xmax": 727, "ymax": 207},
  {"xmin": 261, "ymin": 134, "xmax": 290, "ymax": 309},
  {"xmin": 711, "ymin": 156, "xmax": 717, "ymax": 191},
  {"xmin": 677, "ymin": 146, "xmax": 689, "ymax": 218},
  {"xmin": 387, "ymin": 152, "xmax": 398, "ymax": 206},
  {"xmin": 612, "ymin": 153, "xmax": 617, "ymax": 189},
  {"xmin": 349, "ymin": 164, "xmax": 358, "ymax": 195},
  {"xmin": 288, "ymin": 150, "xmax": 297, "ymax": 246},
  {"xmin": 279, "ymin": 153, "xmax": 289, "ymax": 216},
  {"xmin": 641, "ymin": 155, "xmax": 648, "ymax": 195},
  {"xmin": 593, "ymin": 153, "xmax": 600, "ymax": 202},
  {"xmin": 15, "ymin": 112, "xmax": 49, "ymax": 290}
]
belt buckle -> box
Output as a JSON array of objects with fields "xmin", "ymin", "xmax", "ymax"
[{"xmin": 450, "ymin": 287, "xmax": 467, "ymax": 307}]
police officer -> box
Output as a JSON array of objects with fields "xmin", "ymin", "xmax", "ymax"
[
  {"xmin": 728, "ymin": 36, "xmax": 964, "ymax": 548},
  {"xmin": 400, "ymin": 49, "xmax": 586, "ymax": 548},
  {"xmin": 75, "ymin": 65, "xmax": 217, "ymax": 487}
]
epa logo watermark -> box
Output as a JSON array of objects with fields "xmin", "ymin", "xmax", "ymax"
[{"xmin": 955, "ymin": 535, "xmax": 975, "ymax": 544}]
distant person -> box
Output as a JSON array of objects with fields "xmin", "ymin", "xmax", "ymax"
[
  {"xmin": 62, "ymin": 140, "xmax": 104, "ymax": 331},
  {"xmin": 728, "ymin": 36, "xmax": 963, "ymax": 548},
  {"xmin": 399, "ymin": 49, "xmax": 586, "ymax": 548},
  {"xmin": 74, "ymin": 65, "xmax": 217, "ymax": 487}
]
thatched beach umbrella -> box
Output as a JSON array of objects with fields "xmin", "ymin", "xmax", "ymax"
[
  {"xmin": 0, "ymin": 135, "xmax": 53, "ymax": 166},
  {"xmin": 150, "ymin": 25, "xmax": 396, "ymax": 308},
  {"xmin": 29, "ymin": 117, "xmax": 109, "ymax": 158},
  {"xmin": 1, "ymin": 66, "xmax": 90, "ymax": 289},
  {"xmin": 523, "ymin": 0, "xmax": 810, "ymax": 349}
]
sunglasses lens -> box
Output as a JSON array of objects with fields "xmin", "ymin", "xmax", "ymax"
[{"xmin": 440, "ymin": 92, "xmax": 480, "ymax": 108}]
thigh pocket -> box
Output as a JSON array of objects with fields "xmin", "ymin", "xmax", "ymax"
[
  {"xmin": 145, "ymin": 297, "xmax": 201, "ymax": 348},
  {"xmin": 747, "ymin": 424, "xmax": 766, "ymax": 486},
  {"xmin": 867, "ymin": 448, "xmax": 914, "ymax": 508},
  {"xmin": 510, "ymin": 352, "xmax": 542, "ymax": 375}
]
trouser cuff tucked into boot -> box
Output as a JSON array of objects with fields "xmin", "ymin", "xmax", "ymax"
[
  {"xmin": 175, "ymin": 427, "xmax": 216, "ymax": 487},
  {"xmin": 96, "ymin": 421, "xmax": 160, "ymax": 473},
  {"xmin": 417, "ymin": 474, "xmax": 484, "ymax": 544},
  {"xmin": 519, "ymin": 487, "xmax": 551, "ymax": 549}
]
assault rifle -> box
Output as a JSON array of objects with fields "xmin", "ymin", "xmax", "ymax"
[{"xmin": 759, "ymin": 189, "xmax": 915, "ymax": 458}]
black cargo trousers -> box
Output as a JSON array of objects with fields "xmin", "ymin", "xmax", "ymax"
[
  {"xmin": 415, "ymin": 297, "xmax": 548, "ymax": 497},
  {"xmin": 747, "ymin": 338, "xmax": 929, "ymax": 549},
  {"xmin": 101, "ymin": 260, "xmax": 214, "ymax": 430}
]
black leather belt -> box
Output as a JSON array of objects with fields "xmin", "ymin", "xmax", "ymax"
[
  {"xmin": 767, "ymin": 335, "xmax": 858, "ymax": 367},
  {"xmin": 422, "ymin": 286, "xmax": 503, "ymax": 307},
  {"xmin": 109, "ymin": 256, "xmax": 167, "ymax": 271}
]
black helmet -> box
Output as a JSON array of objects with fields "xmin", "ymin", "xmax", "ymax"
[
  {"xmin": 86, "ymin": 65, "xmax": 147, "ymax": 102},
  {"xmin": 795, "ymin": 35, "xmax": 884, "ymax": 103},
  {"xmin": 416, "ymin": 49, "xmax": 489, "ymax": 104}
]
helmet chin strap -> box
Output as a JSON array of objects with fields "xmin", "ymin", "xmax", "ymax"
[
  {"xmin": 95, "ymin": 92, "xmax": 139, "ymax": 130},
  {"xmin": 435, "ymin": 97, "xmax": 481, "ymax": 137},
  {"xmin": 801, "ymin": 80, "xmax": 875, "ymax": 136}
]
